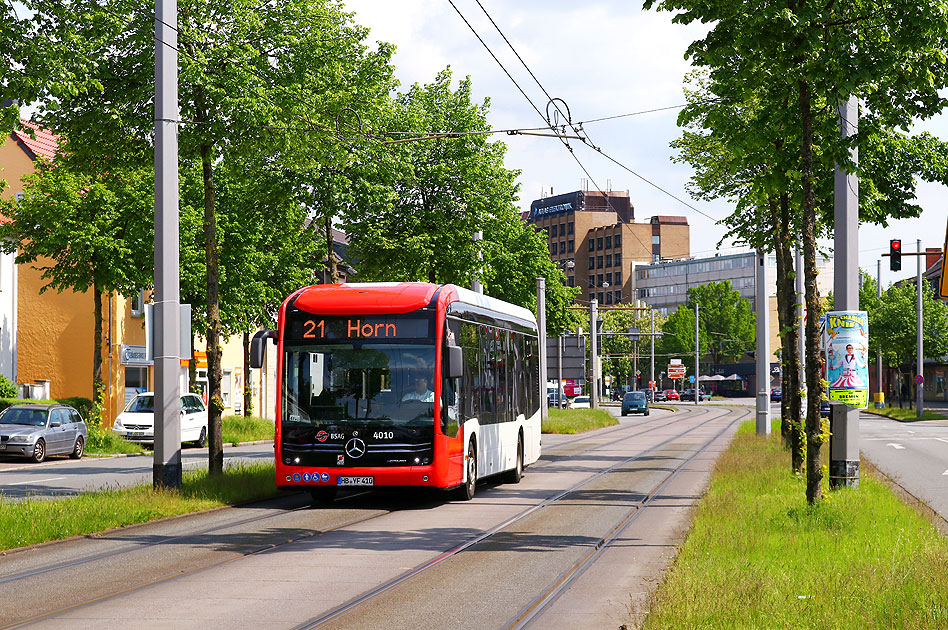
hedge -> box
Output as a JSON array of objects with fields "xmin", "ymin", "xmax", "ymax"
[{"xmin": 0, "ymin": 397, "xmax": 95, "ymax": 422}]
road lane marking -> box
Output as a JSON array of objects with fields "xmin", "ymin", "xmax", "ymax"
[
  {"xmin": 943, "ymin": 470, "xmax": 948, "ymax": 476},
  {"xmin": 886, "ymin": 443, "xmax": 905, "ymax": 449},
  {"xmin": 6, "ymin": 477, "xmax": 66, "ymax": 486}
]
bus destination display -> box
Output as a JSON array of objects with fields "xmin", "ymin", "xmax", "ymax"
[{"xmin": 287, "ymin": 314, "xmax": 430, "ymax": 341}]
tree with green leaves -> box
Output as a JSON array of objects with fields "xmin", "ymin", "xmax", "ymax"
[
  {"xmin": 0, "ymin": 152, "xmax": 154, "ymax": 419},
  {"xmin": 646, "ymin": 0, "xmax": 948, "ymax": 502},
  {"xmin": 658, "ymin": 281, "xmax": 755, "ymax": 367},
  {"xmin": 340, "ymin": 67, "xmax": 579, "ymax": 334}
]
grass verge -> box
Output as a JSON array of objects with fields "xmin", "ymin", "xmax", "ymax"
[
  {"xmin": 641, "ymin": 420, "xmax": 948, "ymax": 629},
  {"xmin": 0, "ymin": 462, "xmax": 278, "ymax": 551},
  {"xmin": 862, "ymin": 404, "xmax": 946, "ymax": 422},
  {"xmin": 85, "ymin": 426, "xmax": 148, "ymax": 455},
  {"xmin": 542, "ymin": 407, "xmax": 618, "ymax": 433},
  {"xmin": 222, "ymin": 415, "xmax": 274, "ymax": 446}
]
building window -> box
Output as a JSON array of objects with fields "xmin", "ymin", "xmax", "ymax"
[
  {"xmin": 606, "ymin": 254, "xmax": 612, "ymax": 267},
  {"xmin": 597, "ymin": 256, "xmax": 603, "ymax": 269},
  {"xmin": 222, "ymin": 369, "xmax": 233, "ymax": 408},
  {"xmin": 550, "ymin": 244, "xmax": 557, "ymax": 256},
  {"xmin": 615, "ymin": 271, "xmax": 622, "ymax": 285},
  {"xmin": 605, "ymin": 235, "xmax": 612, "ymax": 249},
  {"xmin": 551, "ymin": 224, "xmax": 558, "ymax": 237},
  {"xmin": 589, "ymin": 258, "xmax": 595, "ymax": 270},
  {"xmin": 598, "ymin": 292, "xmax": 604, "ymax": 303},
  {"xmin": 614, "ymin": 234, "xmax": 621, "ymax": 247},
  {"xmin": 606, "ymin": 292, "xmax": 613, "ymax": 305},
  {"xmin": 597, "ymin": 237, "xmax": 603, "ymax": 250},
  {"xmin": 568, "ymin": 222, "xmax": 574, "ymax": 234},
  {"xmin": 568, "ymin": 240, "xmax": 575, "ymax": 252},
  {"xmin": 568, "ymin": 276, "xmax": 574, "ymax": 287},
  {"xmin": 130, "ymin": 290, "xmax": 145, "ymax": 318},
  {"xmin": 597, "ymin": 273, "xmax": 604, "ymax": 287},
  {"xmin": 559, "ymin": 241, "xmax": 566, "ymax": 254},
  {"xmin": 588, "ymin": 276, "xmax": 595, "ymax": 288},
  {"xmin": 560, "ymin": 223, "xmax": 566, "ymax": 236},
  {"xmin": 614, "ymin": 290, "xmax": 622, "ymax": 303},
  {"xmin": 588, "ymin": 238, "xmax": 595, "ymax": 252},
  {"xmin": 652, "ymin": 235, "xmax": 660, "ymax": 245},
  {"xmin": 606, "ymin": 272, "xmax": 613, "ymax": 286},
  {"xmin": 615, "ymin": 254, "xmax": 621, "ymax": 266}
]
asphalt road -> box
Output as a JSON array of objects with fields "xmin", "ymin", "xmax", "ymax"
[
  {"xmin": 0, "ymin": 444, "xmax": 275, "ymax": 500},
  {"xmin": 0, "ymin": 404, "xmax": 745, "ymax": 630},
  {"xmin": 860, "ymin": 412, "xmax": 948, "ymax": 521}
]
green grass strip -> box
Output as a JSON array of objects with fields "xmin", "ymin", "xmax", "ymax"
[
  {"xmin": 542, "ymin": 407, "xmax": 618, "ymax": 434},
  {"xmin": 642, "ymin": 421, "xmax": 948, "ymax": 629},
  {"xmin": 862, "ymin": 405, "xmax": 946, "ymax": 422},
  {"xmin": 0, "ymin": 462, "xmax": 279, "ymax": 551},
  {"xmin": 221, "ymin": 414, "xmax": 275, "ymax": 445}
]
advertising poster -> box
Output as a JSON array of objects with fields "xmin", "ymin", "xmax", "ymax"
[{"xmin": 825, "ymin": 311, "xmax": 869, "ymax": 409}]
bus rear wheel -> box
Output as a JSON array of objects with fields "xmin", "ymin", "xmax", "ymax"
[
  {"xmin": 503, "ymin": 435, "xmax": 523, "ymax": 484},
  {"xmin": 455, "ymin": 441, "xmax": 477, "ymax": 501}
]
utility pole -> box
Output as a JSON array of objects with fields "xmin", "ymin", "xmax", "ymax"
[
  {"xmin": 694, "ymin": 302, "xmax": 699, "ymax": 406},
  {"xmin": 154, "ymin": 0, "xmax": 182, "ymax": 489},
  {"xmin": 877, "ymin": 259, "xmax": 882, "ymax": 407},
  {"xmin": 755, "ymin": 250, "xmax": 770, "ymax": 434},
  {"xmin": 590, "ymin": 298, "xmax": 599, "ymax": 409},
  {"xmin": 472, "ymin": 231, "xmax": 483, "ymax": 294},
  {"xmin": 557, "ymin": 335, "xmax": 564, "ymax": 409},
  {"xmin": 917, "ymin": 238, "xmax": 924, "ymax": 418},
  {"xmin": 829, "ymin": 96, "xmax": 860, "ymax": 488},
  {"xmin": 650, "ymin": 309, "xmax": 655, "ymax": 399},
  {"xmin": 537, "ymin": 277, "xmax": 547, "ymax": 420},
  {"xmin": 797, "ymin": 249, "xmax": 805, "ymax": 412}
]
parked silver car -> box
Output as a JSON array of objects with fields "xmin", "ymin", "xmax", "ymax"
[{"xmin": 0, "ymin": 404, "xmax": 88, "ymax": 463}]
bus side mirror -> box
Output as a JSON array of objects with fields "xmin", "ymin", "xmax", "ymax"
[
  {"xmin": 446, "ymin": 345, "xmax": 463, "ymax": 379},
  {"xmin": 250, "ymin": 330, "xmax": 277, "ymax": 369}
]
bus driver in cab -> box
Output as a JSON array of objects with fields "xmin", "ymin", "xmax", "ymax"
[{"xmin": 402, "ymin": 376, "xmax": 434, "ymax": 403}]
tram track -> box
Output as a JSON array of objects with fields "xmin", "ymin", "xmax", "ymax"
[
  {"xmin": 0, "ymin": 404, "xmax": 734, "ymax": 629},
  {"xmin": 297, "ymin": 404, "xmax": 740, "ymax": 630}
]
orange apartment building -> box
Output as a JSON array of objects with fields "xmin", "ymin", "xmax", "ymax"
[
  {"xmin": 1, "ymin": 121, "xmax": 263, "ymax": 425},
  {"xmin": 526, "ymin": 189, "xmax": 690, "ymax": 305}
]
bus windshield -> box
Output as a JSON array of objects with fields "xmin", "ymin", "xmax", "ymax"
[{"xmin": 283, "ymin": 344, "xmax": 436, "ymax": 427}]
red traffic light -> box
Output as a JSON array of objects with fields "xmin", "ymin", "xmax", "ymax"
[{"xmin": 890, "ymin": 239, "xmax": 901, "ymax": 251}]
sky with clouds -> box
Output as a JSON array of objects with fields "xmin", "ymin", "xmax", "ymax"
[{"xmin": 345, "ymin": 0, "xmax": 948, "ymax": 289}]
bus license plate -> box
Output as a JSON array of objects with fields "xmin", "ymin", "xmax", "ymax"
[{"xmin": 337, "ymin": 476, "xmax": 374, "ymax": 487}]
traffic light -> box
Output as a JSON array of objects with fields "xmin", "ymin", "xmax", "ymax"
[{"xmin": 890, "ymin": 239, "xmax": 901, "ymax": 271}]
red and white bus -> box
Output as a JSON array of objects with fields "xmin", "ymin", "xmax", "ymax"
[{"xmin": 251, "ymin": 282, "xmax": 542, "ymax": 502}]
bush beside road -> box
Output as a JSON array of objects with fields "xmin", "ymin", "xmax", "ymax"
[{"xmin": 642, "ymin": 420, "xmax": 948, "ymax": 628}]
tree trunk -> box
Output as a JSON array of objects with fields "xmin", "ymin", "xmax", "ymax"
[
  {"xmin": 324, "ymin": 216, "xmax": 338, "ymax": 283},
  {"xmin": 200, "ymin": 138, "xmax": 224, "ymax": 476},
  {"xmin": 800, "ymin": 76, "xmax": 824, "ymax": 504},
  {"xmin": 243, "ymin": 327, "xmax": 252, "ymax": 417},
  {"xmin": 780, "ymin": 194, "xmax": 804, "ymax": 474},
  {"xmin": 92, "ymin": 281, "xmax": 105, "ymax": 426}
]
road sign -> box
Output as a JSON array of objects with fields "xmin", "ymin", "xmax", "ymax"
[
  {"xmin": 915, "ymin": 374, "xmax": 924, "ymax": 386},
  {"xmin": 689, "ymin": 375, "xmax": 695, "ymax": 384},
  {"xmin": 667, "ymin": 365, "xmax": 686, "ymax": 379}
]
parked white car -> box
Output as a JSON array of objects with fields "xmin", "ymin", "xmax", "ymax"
[
  {"xmin": 112, "ymin": 392, "xmax": 208, "ymax": 447},
  {"xmin": 569, "ymin": 395, "xmax": 591, "ymax": 409}
]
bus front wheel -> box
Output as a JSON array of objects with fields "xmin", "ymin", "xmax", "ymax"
[{"xmin": 455, "ymin": 441, "xmax": 477, "ymax": 501}]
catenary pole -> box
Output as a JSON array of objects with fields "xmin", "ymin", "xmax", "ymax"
[
  {"xmin": 590, "ymin": 298, "xmax": 599, "ymax": 409},
  {"xmin": 694, "ymin": 302, "xmax": 699, "ymax": 406},
  {"xmin": 650, "ymin": 308, "xmax": 655, "ymax": 398},
  {"xmin": 537, "ymin": 277, "xmax": 547, "ymax": 420},
  {"xmin": 829, "ymin": 96, "xmax": 860, "ymax": 488},
  {"xmin": 755, "ymin": 250, "xmax": 770, "ymax": 434},
  {"xmin": 796, "ymin": 249, "xmax": 805, "ymax": 414},
  {"xmin": 877, "ymin": 259, "xmax": 882, "ymax": 407},
  {"xmin": 917, "ymin": 239, "xmax": 924, "ymax": 418},
  {"xmin": 154, "ymin": 0, "xmax": 182, "ymax": 489}
]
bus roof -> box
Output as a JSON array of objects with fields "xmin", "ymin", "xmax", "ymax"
[{"xmin": 290, "ymin": 282, "xmax": 537, "ymax": 327}]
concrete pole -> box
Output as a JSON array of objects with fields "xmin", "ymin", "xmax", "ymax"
[
  {"xmin": 650, "ymin": 309, "xmax": 655, "ymax": 398},
  {"xmin": 154, "ymin": 0, "xmax": 182, "ymax": 489},
  {"xmin": 917, "ymin": 239, "xmax": 924, "ymax": 418},
  {"xmin": 796, "ymin": 249, "xmax": 805, "ymax": 413},
  {"xmin": 537, "ymin": 278, "xmax": 547, "ymax": 420},
  {"xmin": 694, "ymin": 302, "xmax": 700, "ymax": 406},
  {"xmin": 557, "ymin": 335, "xmax": 564, "ymax": 409},
  {"xmin": 829, "ymin": 96, "xmax": 860, "ymax": 488},
  {"xmin": 877, "ymin": 259, "xmax": 882, "ymax": 407},
  {"xmin": 755, "ymin": 250, "xmax": 770, "ymax": 434},
  {"xmin": 590, "ymin": 298, "xmax": 599, "ymax": 409}
]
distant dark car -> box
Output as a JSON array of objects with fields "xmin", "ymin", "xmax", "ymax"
[
  {"xmin": 771, "ymin": 388, "xmax": 782, "ymax": 402},
  {"xmin": 621, "ymin": 391, "xmax": 650, "ymax": 416},
  {"xmin": 682, "ymin": 388, "xmax": 712, "ymax": 402},
  {"xmin": 0, "ymin": 404, "xmax": 87, "ymax": 463}
]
